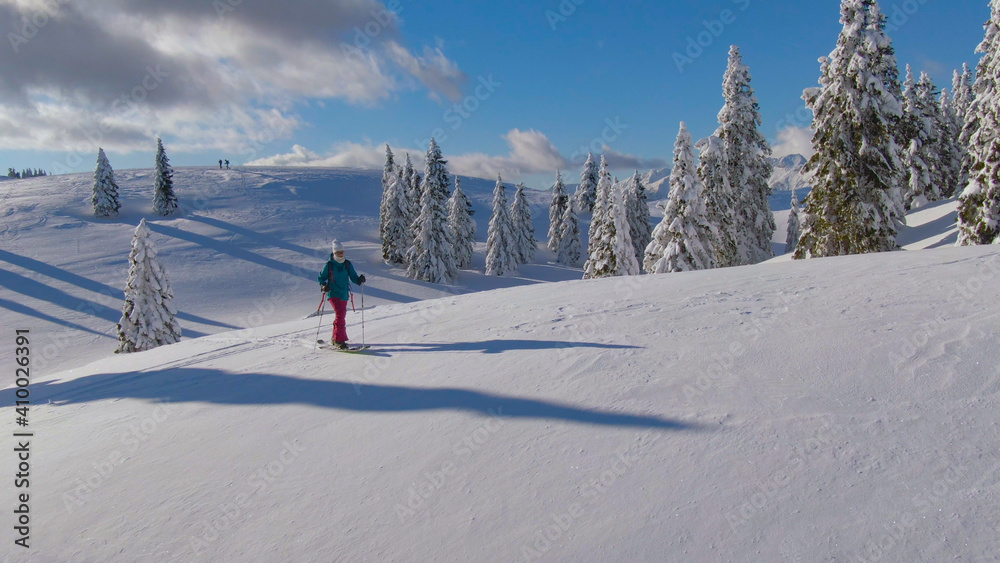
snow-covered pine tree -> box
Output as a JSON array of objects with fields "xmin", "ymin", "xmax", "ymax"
[
  {"xmin": 485, "ymin": 174, "xmax": 518, "ymax": 276},
  {"xmin": 547, "ymin": 171, "xmax": 568, "ymax": 252},
  {"xmin": 953, "ymin": 63, "xmax": 975, "ymax": 125},
  {"xmin": 574, "ymin": 152, "xmax": 599, "ymax": 214},
  {"xmin": 959, "ymin": 0, "xmax": 1000, "ymax": 245},
  {"xmin": 697, "ymin": 135, "xmax": 739, "ymax": 267},
  {"xmin": 448, "ymin": 177, "xmax": 476, "ymax": 270},
  {"xmin": 786, "ymin": 189, "xmax": 801, "ymax": 255},
  {"xmin": 937, "ymin": 87, "xmax": 964, "ymax": 199},
  {"xmin": 402, "ymin": 153, "xmax": 419, "ymax": 232},
  {"xmin": 93, "ymin": 148, "xmax": 121, "ymax": 218},
  {"xmin": 511, "ymin": 182, "xmax": 536, "ymax": 264},
  {"xmin": 644, "ymin": 122, "xmax": 717, "ymax": 274},
  {"xmin": 152, "ymin": 138, "xmax": 178, "ymax": 216},
  {"xmin": 795, "ymin": 0, "xmax": 904, "ymax": 259},
  {"xmin": 381, "ymin": 166, "xmax": 411, "ymax": 265},
  {"xmin": 585, "ymin": 155, "xmax": 614, "ymax": 272},
  {"xmin": 866, "ymin": 0, "xmax": 907, "ymax": 224},
  {"xmin": 556, "ymin": 194, "xmax": 582, "ymax": 266},
  {"xmin": 625, "ymin": 170, "xmax": 653, "ymax": 270},
  {"xmin": 379, "ymin": 144, "xmax": 396, "ymax": 249},
  {"xmin": 904, "ymin": 71, "xmax": 943, "ymax": 209},
  {"xmin": 584, "ymin": 176, "xmax": 639, "ymax": 279},
  {"xmin": 716, "ymin": 45, "xmax": 775, "ymax": 265},
  {"xmin": 406, "ymin": 138, "xmax": 458, "ymax": 283},
  {"xmin": 955, "ymin": 63, "xmax": 977, "ymax": 191},
  {"xmin": 116, "ymin": 218, "xmax": 182, "ymax": 353}
]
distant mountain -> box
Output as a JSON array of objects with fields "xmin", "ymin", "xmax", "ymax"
[
  {"xmin": 769, "ymin": 153, "xmax": 812, "ymax": 193},
  {"xmin": 640, "ymin": 167, "xmax": 671, "ymax": 195}
]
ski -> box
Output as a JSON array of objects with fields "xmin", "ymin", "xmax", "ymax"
[{"xmin": 316, "ymin": 340, "xmax": 370, "ymax": 353}]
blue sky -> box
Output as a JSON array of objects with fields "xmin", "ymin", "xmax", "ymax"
[{"xmin": 0, "ymin": 0, "xmax": 991, "ymax": 187}]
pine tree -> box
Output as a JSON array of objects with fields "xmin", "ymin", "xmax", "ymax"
[
  {"xmin": 786, "ymin": 189, "xmax": 801, "ymax": 255},
  {"xmin": 938, "ymin": 88, "xmax": 964, "ymax": 199},
  {"xmin": 556, "ymin": 196, "xmax": 582, "ymax": 266},
  {"xmin": 379, "ymin": 144, "xmax": 396, "ymax": 249},
  {"xmin": 402, "ymin": 153, "xmax": 419, "ymax": 234},
  {"xmin": 406, "ymin": 139, "xmax": 458, "ymax": 283},
  {"xmin": 716, "ymin": 45, "xmax": 775, "ymax": 265},
  {"xmin": 586, "ymin": 155, "xmax": 614, "ymax": 272},
  {"xmin": 959, "ymin": 0, "xmax": 1000, "ymax": 245},
  {"xmin": 152, "ymin": 138, "xmax": 178, "ymax": 216},
  {"xmin": 448, "ymin": 177, "xmax": 476, "ymax": 270},
  {"xmin": 485, "ymin": 174, "xmax": 518, "ymax": 276},
  {"xmin": 904, "ymin": 72, "xmax": 943, "ymax": 209},
  {"xmin": 574, "ymin": 152, "xmax": 599, "ymax": 214},
  {"xmin": 697, "ymin": 135, "xmax": 739, "ymax": 267},
  {"xmin": 645, "ymin": 123, "xmax": 717, "ymax": 274},
  {"xmin": 116, "ymin": 219, "xmax": 182, "ymax": 353},
  {"xmin": 953, "ymin": 63, "xmax": 975, "ymax": 126},
  {"xmin": 584, "ymin": 176, "xmax": 639, "ymax": 279},
  {"xmin": 624, "ymin": 170, "xmax": 653, "ymax": 269},
  {"xmin": 92, "ymin": 148, "xmax": 121, "ymax": 218},
  {"xmin": 381, "ymin": 166, "xmax": 411, "ymax": 265},
  {"xmin": 511, "ymin": 182, "xmax": 536, "ymax": 264},
  {"xmin": 547, "ymin": 171, "xmax": 568, "ymax": 252},
  {"xmin": 795, "ymin": 0, "xmax": 904, "ymax": 259}
]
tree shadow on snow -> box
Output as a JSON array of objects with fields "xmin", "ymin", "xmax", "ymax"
[{"xmin": 9, "ymin": 368, "xmax": 698, "ymax": 431}]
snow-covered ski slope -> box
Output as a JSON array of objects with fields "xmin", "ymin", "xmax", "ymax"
[{"xmin": 3, "ymin": 167, "xmax": 997, "ymax": 561}]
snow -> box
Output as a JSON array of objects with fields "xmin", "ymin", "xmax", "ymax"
[{"xmin": 2, "ymin": 167, "xmax": 998, "ymax": 561}]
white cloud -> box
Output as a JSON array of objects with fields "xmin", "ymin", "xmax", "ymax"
[
  {"xmin": 0, "ymin": 0, "xmax": 466, "ymax": 155},
  {"xmin": 247, "ymin": 129, "xmax": 667, "ymax": 182},
  {"xmin": 772, "ymin": 126, "xmax": 816, "ymax": 159}
]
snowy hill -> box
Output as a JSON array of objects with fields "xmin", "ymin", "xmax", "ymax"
[
  {"xmin": 3, "ymin": 166, "xmax": 995, "ymax": 561},
  {"xmin": 0, "ymin": 167, "xmax": 571, "ymax": 375}
]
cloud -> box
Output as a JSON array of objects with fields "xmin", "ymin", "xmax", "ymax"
[
  {"xmin": 0, "ymin": 0, "xmax": 465, "ymax": 155},
  {"xmin": 247, "ymin": 129, "xmax": 667, "ymax": 182},
  {"xmin": 771, "ymin": 126, "xmax": 816, "ymax": 159}
]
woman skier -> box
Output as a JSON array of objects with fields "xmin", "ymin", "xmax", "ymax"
[{"xmin": 318, "ymin": 240, "xmax": 366, "ymax": 349}]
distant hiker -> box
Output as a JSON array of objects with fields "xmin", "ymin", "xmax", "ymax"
[
  {"xmin": 225, "ymin": 159, "xmax": 230, "ymax": 169},
  {"xmin": 318, "ymin": 240, "xmax": 366, "ymax": 349},
  {"xmin": 219, "ymin": 159, "xmax": 223, "ymax": 169}
]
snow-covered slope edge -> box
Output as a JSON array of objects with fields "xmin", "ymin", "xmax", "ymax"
[{"xmin": 4, "ymin": 244, "xmax": 999, "ymax": 561}]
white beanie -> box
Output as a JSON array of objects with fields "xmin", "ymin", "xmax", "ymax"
[{"xmin": 332, "ymin": 239, "xmax": 344, "ymax": 253}]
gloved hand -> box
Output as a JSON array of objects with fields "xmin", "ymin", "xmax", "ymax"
[
  {"xmin": 320, "ymin": 283, "xmax": 329, "ymax": 293},
  {"xmin": 357, "ymin": 275, "xmax": 366, "ymax": 285}
]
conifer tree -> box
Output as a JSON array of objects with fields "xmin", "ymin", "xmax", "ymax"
[
  {"xmin": 938, "ymin": 88, "xmax": 964, "ymax": 199},
  {"xmin": 795, "ymin": 0, "xmax": 904, "ymax": 259},
  {"xmin": 953, "ymin": 63, "xmax": 975, "ymax": 125},
  {"xmin": 904, "ymin": 72, "xmax": 943, "ymax": 209},
  {"xmin": 547, "ymin": 171, "xmax": 568, "ymax": 252},
  {"xmin": 152, "ymin": 138, "xmax": 178, "ymax": 216},
  {"xmin": 716, "ymin": 45, "xmax": 775, "ymax": 265},
  {"xmin": 511, "ymin": 182, "xmax": 536, "ymax": 264},
  {"xmin": 644, "ymin": 123, "xmax": 716, "ymax": 274},
  {"xmin": 379, "ymin": 144, "xmax": 396, "ymax": 245},
  {"xmin": 402, "ymin": 153, "xmax": 419, "ymax": 232},
  {"xmin": 93, "ymin": 148, "xmax": 121, "ymax": 218},
  {"xmin": 381, "ymin": 167, "xmax": 411, "ymax": 265},
  {"xmin": 485, "ymin": 174, "xmax": 518, "ymax": 276},
  {"xmin": 574, "ymin": 152, "xmax": 599, "ymax": 214},
  {"xmin": 586, "ymin": 155, "xmax": 614, "ymax": 270},
  {"xmin": 786, "ymin": 189, "xmax": 801, "ymax": 255},
  {"xmin": 556, "ymin": 196, "xmax": 582, "ymax": 266},
  {"xmin": 625, "ymin": 170, "xmax": 653, "ymax": 269},
  {"xmin": 697, "ymin": 135, "xmax": 738, "ymax": 267},
  {"xmin": 116, "ymin": 219, "xmax": 181, "ymax": 353},
  {"xmin": 959, "ymin": 0, "xmax": 1000, "ymax": 245},
  {"xmin": 406, "ymin": 138, "xmax": 458, "ymax": 283},
  {"xmin": 448, "ymin": 177, "xmax": 476, "ymax": 270},
  {"xmin": 584, "ymin": 176, "xmax": 639, "ymax": 279}
]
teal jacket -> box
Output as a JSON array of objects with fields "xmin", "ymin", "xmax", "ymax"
[{"xmin": 318, "ymin": 255, "xmax": 361, "ymax": 301}]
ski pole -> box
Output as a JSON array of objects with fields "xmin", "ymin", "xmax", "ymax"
[
  {"xmin": 361, "ymin": 282, "xmax": 365, "ymax": 348},
  {"xmin": 314, "ymin": 292, "xmax": 326, "ymax": 348}
]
